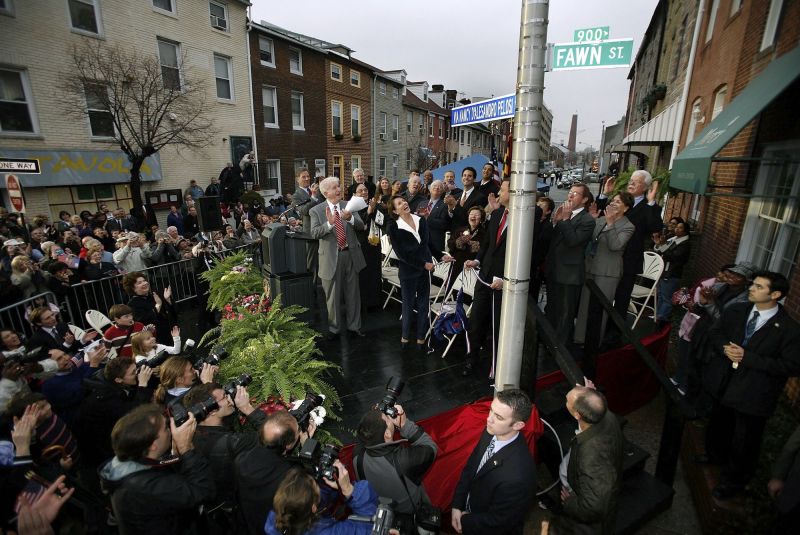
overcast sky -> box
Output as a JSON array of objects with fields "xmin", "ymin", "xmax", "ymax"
[{"xmin": 251, "ymin": 0, "xmax": 660, "ymax": 149}]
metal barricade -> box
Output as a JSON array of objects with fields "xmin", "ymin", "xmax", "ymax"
[{"xmin": 0, "ymin": 292, "xmax": 62, "ymax": 338}]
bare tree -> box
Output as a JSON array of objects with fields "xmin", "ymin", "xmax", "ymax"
[
  {"xmin": 63, "ymin": 41, "xmax": 217, "ymax": 212},
  {"xmin": 411, "ymin": 145, "xmax": 433, "ymax": 173}
]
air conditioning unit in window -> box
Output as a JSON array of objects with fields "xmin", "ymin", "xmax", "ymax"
[
  {"xmin": 379, "ymin": 132, "xmax": 385, "ymax": 140},
  {"xmin": 211, "ymin": 15, "xmax": 227, "ymax": 30}
]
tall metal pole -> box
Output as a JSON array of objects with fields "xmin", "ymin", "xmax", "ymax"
[{"xmin": 494, "ymin": 0, "xmax": 549, "ymax": 391}]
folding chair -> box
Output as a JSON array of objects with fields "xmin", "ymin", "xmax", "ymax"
[
  {"xmin": 429, "ymin": 259, "xmax": 452, "ymax": 306},
  {"xmin": 85, "ymin": 309, "xmax": 112, "ymax": 333},
  {"xmin": 627, "ymin": 251, "xmax": 665, "ymax": 328},
  {"xmin": 427, "ymin": 269, "xmax": 477, "ymax": 358},
  {"xmin": 381, "ymin": 234, "xmax": 402, "ymax": 308}
]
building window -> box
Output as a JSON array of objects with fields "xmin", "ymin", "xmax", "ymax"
[
  {"xmin": 379, "ymin": 112, "xmax": 387, "ymax": 139},
  {"xmin": 262, "ymin": 86, "xmax": 278, "ymax": 128},
  {"xmin": 331, "ymin": 100, "xmax": 342, "ymax": 135},
  {"xmin": 761, "ymin": 0, "xmax": 785, "ymax": 51},
  {"xmin": 350, "ymin": 70, "xmax": 361, "ymax": 87},
  {"xmin": 264, "ymin": 159, "xmax": 281, "ymax": 186},
  {"xmin": 739, "ymin": 144, "xmax": 800, "ymax": 277},
  {"xmin": 351, "ymin": 156, "xmax": 361, "ymax": 174},
  {"xmin": 214, "ymin": 54, "xmax": 232, "ymax": 100},
  {"xmin": 418, "ymin": 115, "xmax": 424, "ymax": 136},
  {"xmin": 209, "ymin": 1, "xmax": 227, "ymax": 31},
  {"xmin": 332, "ymin": 155, "xmax": 342, "ymax": 178},
  {"xmin": 157, "ymin": 38, "xmax": 181, "ymax": 90},
  {"xmin": 152, "ymin": 0, "xmax": 174, "ymax": 14},
  {"xmin": 379, "ymin": 81, "xmax": 386, "ymax": 95},
  {"xmin": 438, "ymin": 121, "xmax": 443, "ymax": 139},
  {"xmin": 711, "ymin": 85, "xmax": 727, "ymax": 121},
  {"xmin": 330, "ymin": 63, "xmax": 342, "ymax": 82},
  {"xmin": 289, "ymin": 47, "xmax": 302, "ymax": 75},
  {"xmin": 0, "ymin": 0, "xmax": 15, "ymax": 16},
  {"xmin": 730, "ymin": 0, "xmax": 742, "ymax": 15},
  {"xmin": 0, "ymin": 68, "xmax": 37, "ymax": 134},
  {"xmin": 379, "ymin": 156, "xmax": 386, "ymax": 176},
  {"xmin": 406, "ymin": 149, "xmax": 412, "ymax": 170},
  {"xmin": 460, "ymin": 129, "xmax": 464, "ymax": 145},
  {"xmin": 294, "ymin": 159, "xmax": 308, "ymax": 173},
  {"xmin": 84, "ymin": 83, "xmax": 114, "ymax": 138},
  {"xmin": 351, "ymin": 105, "xmax": 361, "ymax": 136},
  {"xmin": 392, "ymin": 87, "xmax": 399, "ymax": 99},
  {"xmin": 392, "ymin": 115, "xmax": 399, "ymax": 142},
  {"xmin": 705, "ymin": 0, "xmax": 719, "ymax": 43},
  {"xmin": 259, "ymin": 36, "xmax": 275, "ymax": 67},
  {"xmin": 686, "ymin": 98, "xmax": 702, "ymax": 144},
  {"xmin": 291, "ymin": 91, "xmax": 304, "ymax": 130},
  {"xmin": 406, "ymin": 111, "xmax": 413, "ymax": 133},
  {"xmin": 392, "ymin": 155, "xmax": 399, "ymax": 179},
  {"xmin": 467, "ymin": 131, "xmax": 471, "ymax": 145},
  {"xmin": 429, "ymin": 115, "xmax": 434, "ymax": 137},
  {"xmin": 48, "ymin": 184, "xmax": 132, "ymax": 223},
  {"xmin": 68, "ymin": 0, "xmax": 102, "ymax": 36}
]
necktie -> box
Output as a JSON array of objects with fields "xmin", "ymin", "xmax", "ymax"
[
  {"xmin": 333, "ymin": 206, "xmax": 347, "ymax": 250},
  {"xmin": 743, "ymin": 311, "xmax": 760, "ymax": 344},
  {"xmin": 461, "ymin": 189, "xmax": 468, "ymax": 204},
  {"xmin": 305, "ymin": 187, "xmax": 311, "ymax": 196},
  {"xmin": 427, "ymin": 200, "xmax": 434, "ymax": 212},
  {"xmin": 496, "ymin": 209, "xmax": 508, "ymax": 244}
]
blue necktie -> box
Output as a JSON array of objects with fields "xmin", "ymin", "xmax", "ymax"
[{"xmin": 743, "ymin": 311, "xmax": 759, "ymax": 345}]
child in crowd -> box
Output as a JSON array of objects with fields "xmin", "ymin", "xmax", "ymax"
[
  {"xmin": 130, "ymin": 326, "xmax": 181, "ymax": 364},
  {"xmin": 102, "ymin": 304, "xmax": 147, "ymax": 358}
]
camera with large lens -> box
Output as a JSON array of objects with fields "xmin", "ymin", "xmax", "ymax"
[
  {"xmin": 371, "ymin": 498, "xmax": 396, "ymax": 535},
  {"xmin": 299, "ymin": 438, "xmax": 340, "ymax": 481},
  {"xmin": 6, "ymin": 345, "xmax": 44, "ymax": 366},
  {"xmin": 222, "ymin": 373, "xmax": 252, "ymax": 398},
  {"xmin": 136, "ymin": 349, "xmax": 170, "ymax": 369},
  {"xmin": 289, "ymin": 392, "xmax": 325, "ymax": 432},
  {"xmin": 377, "ymin": 377, "xmax": 405, "ymax": 418},
  {"xmin": 192, "ymin": 346, "xmax": 228, "ymax": 371},
  {"xmin": 170, "ymin": 396, "xmax": 219, "ymax": 427}
]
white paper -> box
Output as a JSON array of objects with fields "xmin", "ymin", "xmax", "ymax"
[
  {"xmin": 345, "ymin": 196, "xmax": 367, "ymax": 213},
  {"xmin": 375, "ymin": 211, "xmax": 385, "ymax": 226}
]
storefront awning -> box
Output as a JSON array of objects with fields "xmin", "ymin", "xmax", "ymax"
[
  {"xmin": 610, "ymin": 143, "xmax": 653, "ymax": 155},
  {"xmin": 623, "ymin": 99, "xmax": 681, "ymax": 144},
  {"xmin": 671, "ymin": 45, "xmax": 800, "ymax": 194}
]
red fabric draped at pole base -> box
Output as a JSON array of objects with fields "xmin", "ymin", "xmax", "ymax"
[{"xmin": 339, "ymin": 398, "xmax": 544, "ymax": 511}]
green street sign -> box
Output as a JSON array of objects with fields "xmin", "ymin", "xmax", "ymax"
[
  {"xmin": 550, "ymin": 38, "xmax": 634, "ymax": 71},
  {"xmin": 573, "ymin": 26, "xmax": 610, "ymax": 43}
]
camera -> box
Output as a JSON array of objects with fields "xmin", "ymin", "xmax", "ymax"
[
  {"xmin": 377, "ymin": 377, "xmax": 405, "ymax": 418},
  {"xmin": 289, "ymin": 392, "xmax": 325, "ymax": 432},
  {"xmin": 192, "ymin": 346, "xmax": 228, "ymax": 371},
  {"xmin": 5, "ymin": 345, "xmax": 44, "ymax": 366},
  {"xmin": 298, "ymin": 438, "xmax": 339, "ymax": 481},
  {"xmin": 170, "ymin": 396, "xmax": 219, "ymax": 427},
  {"xmin": 371, "ymin": 498, "xmax": 396, "ymax": 535},
  {"xmin": 222, "ymin": 373, "xmax": 252, "ymax": 398},
  {"xmin": 136, "ymin": 349, "xmax": 170, "ymax": 369}
]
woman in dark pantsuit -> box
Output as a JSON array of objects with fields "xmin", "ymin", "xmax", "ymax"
[{"xmin": 387, "ymin": 195, "xmax": 453, "ymax": 351}]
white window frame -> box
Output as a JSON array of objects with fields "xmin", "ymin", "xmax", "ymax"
[
  {"xmin": 406, "ymin": 111, "xmax": 413, "ymax": 133},
  {"xmin": 711, "ymin": 85, "xmax": 727, "ymax": 121},
  {"xmin": 288, "ymin": 47, "xmax": 303, "ymax": 75},
  {"xmin": 67, "ymin": 0, "xmax": 103, "ymax": 37},
  {"xmin": 351, "ymin": 104, "xmax": 361, "ymax": 136},
  {"xmin": 429, "ymin": 114, "xmax": 434, "ymax": 137},
  {"xmin": 262, "ymin": 86, "xmax": 278, "ymax": 128},
  {"xmin": 406, "ymin": 149, "xmax": 412, "ymax": 170},
  {"xmin": 705, "ymin": 0, "xmax": 719, "ymax": 43},
  {"xmin": 392, "ymin": 87, "xmax": 399, "ymax": 99},
  {"xmin": 213, "ymin": 54, "xmax": 233, "ymax": 101},
  {"xmin": 761, "ymin": 0, "xmax": 785, "ymax": 51},
  {"xmin": 291, "ymin": 91, "xmax": 304, "ymax": 130},
  {"xmin": 379, "ymin": 156, "xmax": 386, "ymax": 176},
  {"xmin": 157, "ymin": 38, "xmax": 182, "ymax": 91},
  {"xmin": 351, "ymin": 156, "xmax": 361, "ymax": 175},
  {"xmin": 264, "ymin": 159, "xmax": 281, "ymax": 185},
  {"xmin": 350, "ymin": 70, "xmax": 361, "ymax": 88},
  {"xmin": 1, "ymin": 0, "xmax": 16, "ymax": 16},
  {"xmin": 379, "ymin": 81, "xmax": 386, "ymax": 95},
  {"xmin": 330, "ymin": 63, "xmax": 342, "ymax": 82},
  {"xmin": 259, "ymin": 36, "xmax": 275, "ymax": 68},
  {"xmin": 392, "ymin": 154, "xmax": 399, "ymax": 180},
  {"xmin": 418, "ymin": 114, "xmax": 424, "ymax": 136},
  {"xmin": 152, "ymin": 0, "xmax": 175, "ymax": 15},
  {"xmin": 391, "ymin": 115, "xmax": 399, "ymax": 142},
  {"xmin": 84, "ymin": 83, "xmax": 115, "ymax": 139},
  {"xmin": 438, "ymin": 120, "xmax": 443, "ymax": 139},
  {"xmin": 379, "ymin": 112, "xmax": 387, "ymax": 139},
  {"xmin": 209, "ymin": 1, "xmax": 228, "ymax": 32},
  {"xmin": 331, "ymin": 100, "xmax": 342, "ymax": 135},
  {"xmin": 737, "ymin": 142, "xmax": 800, "ymax": 278},
  {"xmin": 0, "ymin": 68, "xmax": 39, "ymax": 135},
  {"xmin": 294, "ymin": 159, "xmax": 308, "ymax": 174}
]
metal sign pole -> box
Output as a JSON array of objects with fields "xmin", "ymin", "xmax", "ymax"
[{"xmin": 494, "ymin": 0, "xmax": 549, "ymax": 391}]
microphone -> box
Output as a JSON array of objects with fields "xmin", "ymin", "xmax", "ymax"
[{"xmin": 278, "ymin": 200, "xmax": 307, "ymax": 223}]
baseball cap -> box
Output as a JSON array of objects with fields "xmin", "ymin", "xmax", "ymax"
[{"xmin": 726, "ymin": 261, "xmax": 758, "ymax": 281}]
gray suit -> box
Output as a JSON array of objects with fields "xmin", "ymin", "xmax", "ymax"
[
  {"xmin": 574, "ymin": 216, "xmax": 635, "ymax": 343},
  {"xmin": 310, "ymin": 201, "xmax": 367, "ymax": 334},
  {"xmin": 292, "ymin": 186, "xmax": 323, "ymax": 280}
]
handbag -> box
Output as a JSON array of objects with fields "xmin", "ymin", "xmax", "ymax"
[{"xmin": 368, "ymin": 219, "xmax": 380, "ymax": 246}]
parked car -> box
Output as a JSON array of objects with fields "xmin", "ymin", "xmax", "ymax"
[{"xmin": 585, "ymin": 172, "xmax": 599, "ymax": 183}]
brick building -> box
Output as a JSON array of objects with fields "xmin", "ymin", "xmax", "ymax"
[{"xmin": 250, "ymin": 21, "xmax": 328, "ymax": 195}]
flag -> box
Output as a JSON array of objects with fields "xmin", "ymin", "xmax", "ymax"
[{"xmin": 503, "ymin": 133, "xmax": 512, "ymax": 178}]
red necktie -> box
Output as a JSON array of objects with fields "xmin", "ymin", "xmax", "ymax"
[
  {"xmin": 496, "ymin": 209, "xmax": 508, "ymax": 244},
  {"xmin": 333, "ymin": 206, "xmax": 347, "ymax": 249}
]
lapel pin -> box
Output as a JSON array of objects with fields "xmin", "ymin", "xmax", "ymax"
[{"xmin": 493, "ymin": 460, "xmax": 498, "ymax": 466}]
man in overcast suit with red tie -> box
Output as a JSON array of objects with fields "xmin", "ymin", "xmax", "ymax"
[{"xmin": 310, "ymin": 177, "xmax": 366, "ymax": 340}]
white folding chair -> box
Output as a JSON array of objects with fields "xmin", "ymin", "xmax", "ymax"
[
  {"xmin": 444, "ymin": 231, "xmax": 451, "ymax": 254},
  {"xmin": 380, "ymin": 234, "xmax": 402, "ymax": 308},
  {"xmin": 427, "ymin": 268, "xmax": 477, "ymax": 358},
  {"xmin": 429, "ymin": 259, "xmax": 452, "ymax": 305},
  {"xmin": 68, "ymin": 324, "xmax": 88, "ymax": 342},
  {"xmin": 627, "ymin": 251, "xmax": 665, "ymax": 328},
  {"xmin": 85, "ymin": 309, "xmax": 112, "ymax": 333}
]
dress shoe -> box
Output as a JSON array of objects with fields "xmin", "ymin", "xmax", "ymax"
[
  {"xmin": 416, "ymin": 342, "xmax": 427, "ymax": 352},
  {"xmin": 711, "ymin": 484, "xmax": 742, "ymax": 500},
  {"xmin": 461, "ymin": 362, "xmax": 474, "ymax": 376},
  {"xmin": 348, "ymin": 329, "xmax": 366, "ymax": 338},
  {"xmin": 401, "ymin": 340, "xmax": 410, "ymax": 351}
]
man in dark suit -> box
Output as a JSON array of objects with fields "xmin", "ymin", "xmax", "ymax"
[
  {"xmin": 449, "ymin": 167, "xmax": 488, "ymax": 229},
  {"xmin": 424, "ymin": 179, "xmax": 451, "ymax": 251},
  {"xmin": 477, "ymin": 162, "xmax": 500, "ymax": 198},
  {"xmin": 545, "ymin": 183, "xmax": 596, "ymax": 342},
  {"xmin": 443, "ymin": 169, "xmax": 463, "ymax": 200},
  {"xmin": 403, "ymin": 172, "xmax": 428, "ymax": 213},
  {"xmin": 451, "ymin": 389, "xmax": 536, "ymax": 534},
  {"xmin": 596, "ymin": 171, "xmax": 663, "ymax": 338},
  {"xmin": 700, "ymin": 271, "xmax": 800, "ymax": 500},
  {"xmin": 346, "ymin": 167, "xmax": 376, "ymax": 199},
  {"xmin": 27, "ymin": 306, "xmax": 97, "ymax": 360},
  {"xmin": 530, "ymin": 195, "xmax": 555, "ymax": 302},
  {"xmin": 310, "ymin": 177, "xmax": 367, "ymax": 340},
  {"xmin": 291, "ymin": 168, "xmax": 323, "ymax": 281},
  {"xmin": 462, "ymin": 179, "xmax": 510, "ymax": 376}
]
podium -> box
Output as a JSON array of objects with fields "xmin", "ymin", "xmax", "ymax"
[{"xmin": 261, "ymin": 224, "xmax": 315, "ymax": 312}]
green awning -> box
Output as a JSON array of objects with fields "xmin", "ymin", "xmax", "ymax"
[{"xmin": 671, "ymin": 45, "xmax": 800, "ymax": 194}]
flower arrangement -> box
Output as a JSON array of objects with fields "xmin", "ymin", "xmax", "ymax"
[{"xmin": 200, "ymin": 252, "xmax": 264, "ymax": 311}]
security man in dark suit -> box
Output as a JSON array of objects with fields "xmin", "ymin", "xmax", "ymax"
[
  {"xmin": 291, "ymin": 168, "xmax": 323, "ymax": 281},
  {"xmin": 451, "ymin": 389, "xmax": 536, "ymax": 534},
  {"xmin": 424, "ymin": 179, "xmax": 451, "ymax": 252},
  {"xmin": 701, "ymin": 271, "xmax": 800, "ymax": 500}
]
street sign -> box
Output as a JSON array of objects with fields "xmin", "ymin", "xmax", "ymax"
[
  {"xmin": 573, "ymin": 26, "xmax": 610, "ymax": 43},
  {"xmin": 451, "ymin": 93, "xmax": 516, "ymax": 127},
  {"xmin": 5, "ymin": 174, "xmax": 25, "ymax": 213},
  {"xmin": 0, "ymin": 158, "xmax": 40, "ymax": 174},
  {"xmin": 549, "ymin": 38, "xmax": 634, "ymax": 71}
]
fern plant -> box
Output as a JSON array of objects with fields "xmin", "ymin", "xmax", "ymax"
[{"xmin": 200, "ymin": 252, "xmax": 264, "ymax": 311}]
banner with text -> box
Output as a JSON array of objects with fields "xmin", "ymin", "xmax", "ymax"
[{"xmin": 450, "ymin": 94, "xmax": 516, "ymax": 126}]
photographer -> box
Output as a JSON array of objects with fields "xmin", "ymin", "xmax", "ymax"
[
  {"xmin": 100, "ymin": 404, "xmax": 215, "ymax": 534},
  {"xmin": 182, "ymin": 382, "xmax": 266, "ymax": 533},
  {"xmin": 354, "ymin": 404, "xmax": 437, "ymax": 520},
  {"xmin": 235, "ymin": 410, "xmax": 316, "ymax": 535},
  {"xmin": 154, "ymin": 356, "xmax": 217, "ymax": 405},
  {"xmin": 265, "ymin": 464, "xmax": 379, "ymax": 535}
]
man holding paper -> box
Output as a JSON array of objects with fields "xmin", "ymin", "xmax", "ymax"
[{"xmin": 310, "ymin": 177, "xmax": 367, "ymax": 340}]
